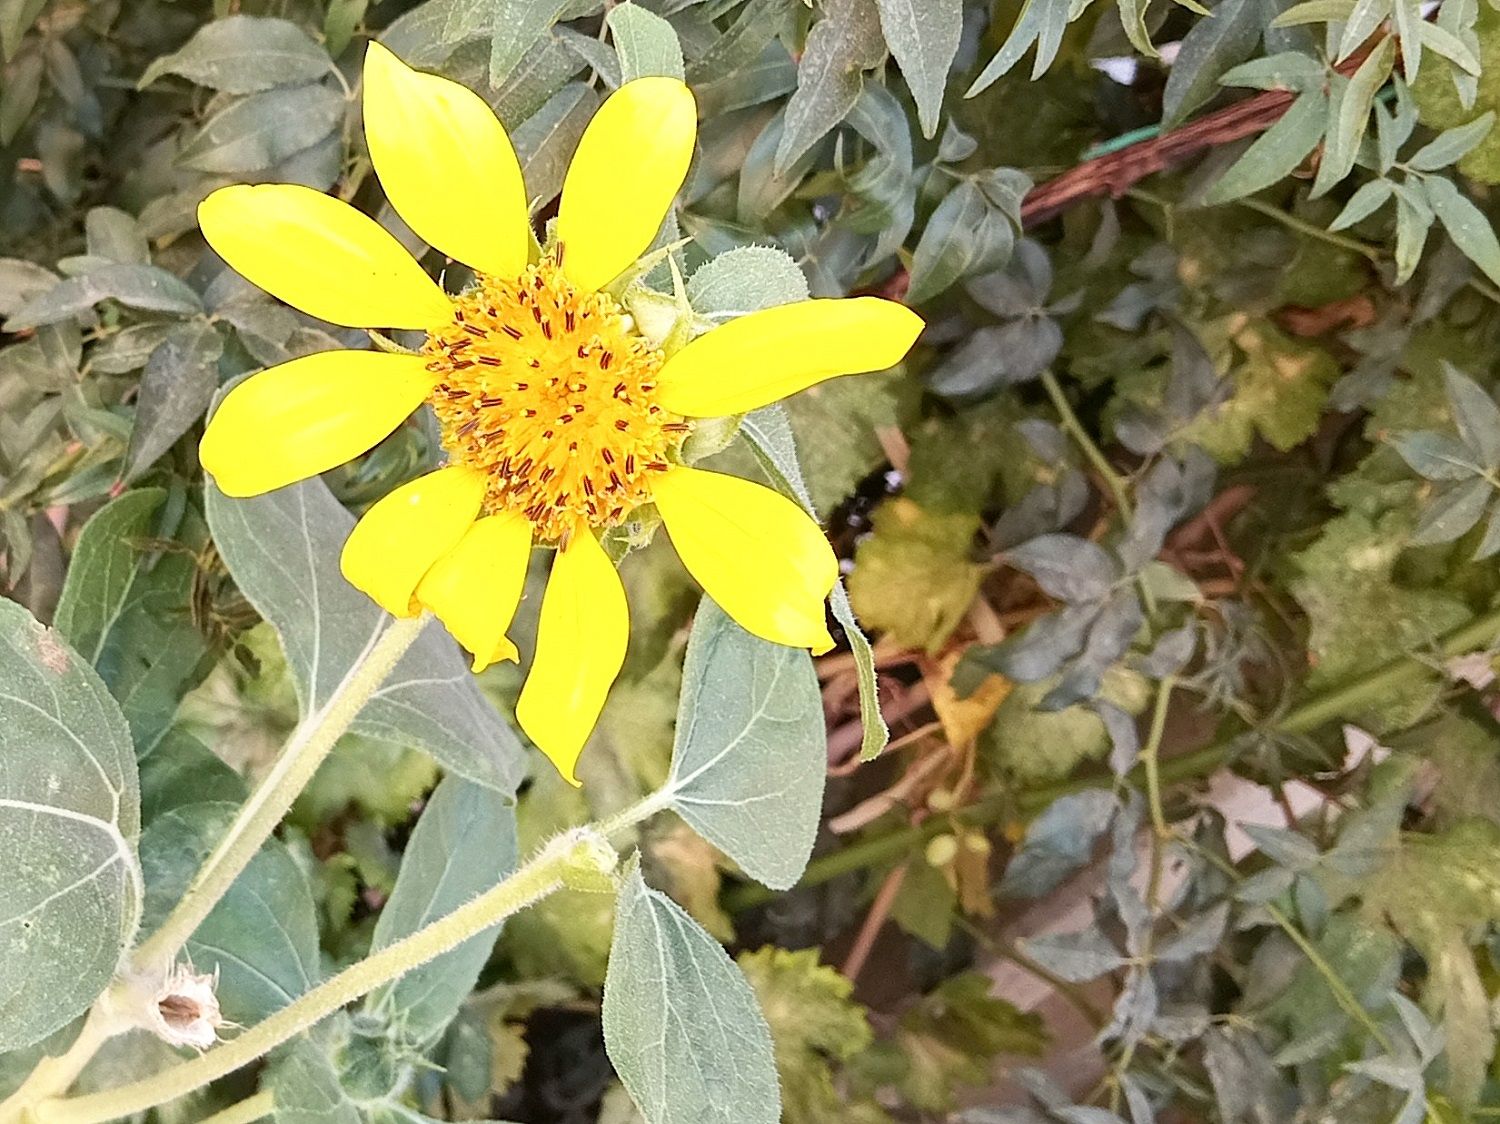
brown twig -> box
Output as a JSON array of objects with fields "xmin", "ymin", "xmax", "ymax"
[
  {"xmin": 1019, "ymin": 45, "xmax": 1380, "ymax": 227},
  {"xmin": 841, "ymin": 862, "xmax": 909, "ymax": 981}
]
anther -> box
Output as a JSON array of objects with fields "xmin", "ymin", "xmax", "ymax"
[
  {"xmin": 541, "ymin": 322, "xmax": 553, "ymax": 340},
  {"xmin": 565, "ymin": 310, "xmax": 575, "ymax": 332},
  {"xmin": 502, "ymin": 325, "xmax": 522, "ymax": 340}
]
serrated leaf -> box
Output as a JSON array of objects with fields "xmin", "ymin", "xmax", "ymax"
[
  {"xmin": 687, "ymin": 247, "xmax": 809, "ymax": 315},
  {"xmin": 774, "ymin": 0, "xmax": 885, "ymax": 174},
  {"xmin": 179, "ymin": 84, "xmax": 345, "ymax": 174},
  {"xmin": 138, "ymin": 16, "xmax": 332, "ymax": 94},
  {"xmin": 1204, "ymin": 90, "xmax": 1326, "ymax": 204},
  {"xmin": 1412, "ymin": 477, "xmax": 1492, "ymax": 545},
  {"xmin": 0, "ymin": 598, "xmax": 142, "ymax": 1052},
  {"xmin": 1000, "ymin": 791, "xmax": 1119, "ymax": 898},
  {"xmin": 603, "ymin": 863, "xmax": 780, "ymax": 1124},
  {"xmin": 138, "ymin": 801, "xmax": 318, "ymax": 1024},
  {"xmin": 363, "ymin": 777, "xmax": 518, "ymax": 1049},
  {"xmin": 204, "ymin": 477, "xmax": 524, "ymax": 793},
  {"xmin": 660, "ymin": 599, "xmax": 823, "ymax": 891},
  {"xmin": 874, "ymin": 0, "xmax": 960, "ymax": 138},
  {"xmin": 1005, "ymin": 534, "xmax": 1119, "ymax": 602},
  {"xmin": 3, "ymin": 263, "xmax": 202, "ymax": 331},
  {"xmin": 123, "ymin": 320, "xmax": 223, "ymax": 483},
  {"xmin": 1019, "ymin": 929, "xmax": 1127, "ymax": 982},
  {"xmin": 607, "ymin": 3, "xmax": 684, "ymax": 82}
]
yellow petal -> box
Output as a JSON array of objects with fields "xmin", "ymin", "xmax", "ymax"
[
  {"xmin": 416, "ymin": 512, "xmax": 532, "ymax": 671},
  {"xmin": 555, "ymin": 77, "xmax": 697, "ymax": 292},
  {"xmin": 515, "ymin": 531, "xmax": 629, "ymax": 785},
  {"xmin": 655, "ymin": 297, "xmax": 924, "ymax": 417},
  {"xmin": 201, "ymin": 351, "xmax": 435, "ymax": 497},
  {"xmin": 198, "ymin": 184, "xmax": 451, "ymax": 329},
  {"xmin": 652, "ymin": 466, "xmax": 836, "ymax": 652},
  {"xmin": 340, "ymin": 466, "xmax": 486, "ymax": 616},
  {"xmin": 363, "ymin": 43, "xmax": 530, "ymax": 279}
]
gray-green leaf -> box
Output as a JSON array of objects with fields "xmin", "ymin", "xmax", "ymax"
[
  {"xmin": 1204, "ymin": 90, "xmax": 1326, "ymax": 204},
  {"xmin": 204, "ymin": 477, "xmax": 525, "ymax": 793},
  {"xmin": 1408, "ymin": 111, "xmax": 1496, "ymax": 172},
  {"xmin": 138, "ymin": 801, "xmax": 319, "ymax": 1024},
  {"xmin": 0, "ymin": 598, "xmax": 142, "ymax": 1052},
  {"xmin": 363, "ymin": 777, "xmax": 518, "ymax": 1048},
  {"xmin": 489, "ymin": 0, "xmax": 571, "ymax": 86},
  {"xmin": 660, "ymin": 599, "xmax": 824, "ymax": 891},
  {"xmin": 687, "ymin": 247, "xmax": 809, "ymax": 316},
  {"xmin": 774, "ymin": 0, "xmax": 885, "ymax": 174},
  {"xmin": 123, "ymin": 320, "xmax": 224, "ymax": 483},
  {"xmin": 179, "ymin": 84, "xmax": 345, "ymax": 174},
  {"xmin": 602, "ymin": 863, "xmax": 779, "ymax": 1124},
  {"xmin": 607, "ymin": 3, "xmax": 684, "ymax": 82},
  {"xmin": 3, "ymin": 263, "xmax": 202, "ymax": 331},
  {"xmin": 1162, "ymin": 0, "xmax": 1262, "ymax": 126},
  {"xmin": 138, "ymin": 16, "xmax": 333, "ymax": 94},
  {"xmin": 739, "ymin": 405, "xmax": 887, "ymax": 759},
  {"xmin": 1444, "ymin": 363, "xmax": 1500, "ymax": 468},
  {"xmin": 1412, "ymin": 477, "xmax": 1492, "ymax": 545},
  {"xmin": 874, "ymin": 0, "xmax": 960, "ymax": 138},
  {"xmin": 1425, "ymin": 174, "xmax": 1500, "ymax": 287}
]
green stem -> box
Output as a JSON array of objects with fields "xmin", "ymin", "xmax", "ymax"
[
  {"xmin": 0, "ymin": 615, "xmax": 430, "ymax": 1124},
  {"xmin": 1234, "ymin": 198, "xmax": 1383, "ymax": 263},
  {"xmin": 1141, "ymin": 676, "xmax": 1175, "ymax": 840},
  {"xmin": 131, "ymin": 613, "xmax": 429, "ymax": 973},
  {"xmin": 1039, "ymin": 369, "xmax": 1134, "ymax": 520},
  {"xmin": 191, "ymin": 1090, "xmax": 275, "ymax": 1124},
  {"xmin": 33, "ymin": 831, "xmax": 610, "ymax": 1124},
  {"xmin": 725, "ymin": 605, "xmax": 1500, "ymax": 912}
]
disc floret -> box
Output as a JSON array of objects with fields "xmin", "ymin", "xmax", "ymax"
[{"xmin": 423, "ymin": 259, "xmax": 689, "ymax": 543}]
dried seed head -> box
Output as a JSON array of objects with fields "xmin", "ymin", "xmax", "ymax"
[{"xmin": 145, "ymin": 964, "xmax": 224, "ymax": 1051}]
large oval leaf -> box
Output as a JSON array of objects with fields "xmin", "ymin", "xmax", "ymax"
[
  {"xmin": 363, "ymin": 775, "xmax": 517, "ymax": 1049},
  {"xmin": 661, "ymin": 598, "xmax": 825, "ymax": 891},
  {"xmin": 602, "ymin": 864, "xmax": 779, "ymax": 1124},
  {"xmin": 204, "ymin": 477, "xmax": 525, "ymax": 794},
  {"xmin": 0, "ymin": 598, "xmax": 142, "ymax": 1051}
]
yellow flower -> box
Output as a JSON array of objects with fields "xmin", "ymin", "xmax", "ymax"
[{"xmin": 196, "ymin": 43, "xmax": 923, "ymax": 782}]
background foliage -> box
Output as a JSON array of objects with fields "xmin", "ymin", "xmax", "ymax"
[{"xmin": 11, "ymin": 0, "xmax": 1500, "ymax": 1119}]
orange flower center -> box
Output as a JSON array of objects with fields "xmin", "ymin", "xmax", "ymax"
[{"xmin": 423, "ymin": 260, "xmax": 689, "ymax": 543}]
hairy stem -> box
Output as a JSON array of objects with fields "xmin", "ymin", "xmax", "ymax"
[
  {"xmin": 0, "ymin": 614, "xmax": 429, "ymax": 1124},
  {"xmin": 191, "ymin": 1090, "xmax": 275, "ymax": 1124},
  {"xmin": 132, "ymin": 613, "xmax": 428, "ymax": 973},
  {"xmin": 33, "ymin": 831, "xmax": 612, "ymax": 1124}
]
